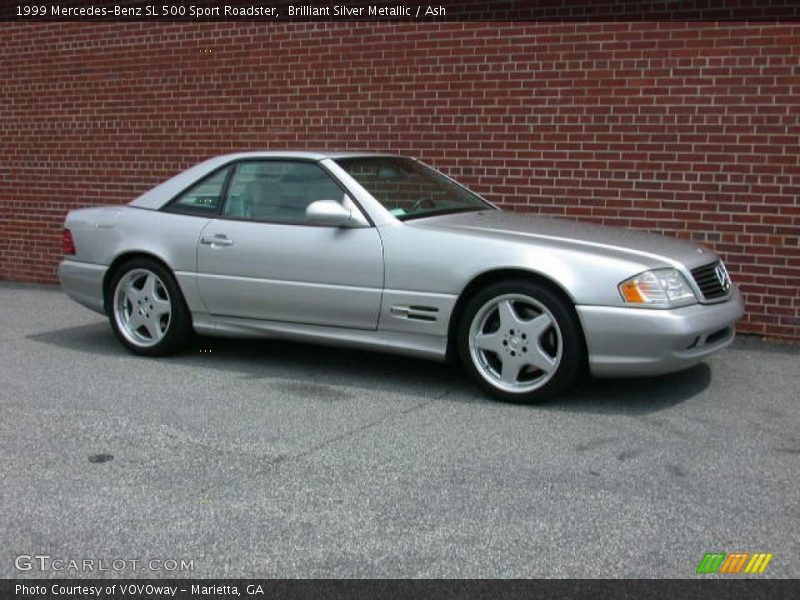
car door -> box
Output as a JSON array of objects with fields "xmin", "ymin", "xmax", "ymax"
[{"xmin": 195, "ymin": 159, "xmax": 384, "ymax": 330}]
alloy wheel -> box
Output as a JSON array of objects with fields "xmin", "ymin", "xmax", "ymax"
[
  {"xmin": 113, "ymin": 269, "xmax": 172, "ymax": 348},
  {"xmin": 468, "ymin": 293, "xmax": 563, "ymax": 394}
]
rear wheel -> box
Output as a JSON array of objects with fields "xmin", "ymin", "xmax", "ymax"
[
  {"xmin": 108, "ymin": 258, "xmax": 191, "ymax": 356},
  {"xmin": 458, "ymin": 279, "xmax": 584, "ymax": 403}
]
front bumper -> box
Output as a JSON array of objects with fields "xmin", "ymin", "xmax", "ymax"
[
  {"xmin": 577, "ymin": 286, "xmax": 745, "ymax": 377},
  {"xmin": 58, "ymin": 260, "xmax": 107, "ymax": 315}
]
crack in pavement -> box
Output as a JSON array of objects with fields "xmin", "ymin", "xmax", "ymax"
[{"xmin": 268, "ymin": 388, "xmax": 455, "ymax": 468}]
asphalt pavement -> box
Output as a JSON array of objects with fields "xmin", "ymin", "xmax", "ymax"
[{"xmin": 1, "ymin": 282, "xmax": 798, "ymax": 578}]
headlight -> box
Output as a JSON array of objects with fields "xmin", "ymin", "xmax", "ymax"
[{"xmin": 619, "ymin": 268, "xmax": 697, "ymax": 308}]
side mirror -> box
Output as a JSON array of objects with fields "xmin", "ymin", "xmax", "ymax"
[{"xmin": 305, "ymin": 200, "xmax": 363, "ymax": 228}]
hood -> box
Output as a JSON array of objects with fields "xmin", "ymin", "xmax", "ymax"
[{"xmin": 407, "ymin": 209, "xmax": 717, "ymax": 270}]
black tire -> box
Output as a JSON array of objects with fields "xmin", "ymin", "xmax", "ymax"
[
  {"xmin": 107, "ymin": 258, "xmax": 192, "ymax": 356},
  {"xmin": 457, "ymin": 279, "xmax": 585, "ymax": 403}
]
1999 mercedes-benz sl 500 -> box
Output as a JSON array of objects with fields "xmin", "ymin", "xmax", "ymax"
[{"xmin": 59, "ymin": 152, "xmax": 744, "ymax": 402}]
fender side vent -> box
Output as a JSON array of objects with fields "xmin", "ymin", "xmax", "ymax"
[{"xmin": 391, "ymin": 305, "xmax": 439, "ymax": 322}]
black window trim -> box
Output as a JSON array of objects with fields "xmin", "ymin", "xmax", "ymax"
[
  {"xmin": 400, "ymin": 206, "xmax": 488, "ymax": 222},
  {"xmin": 160, "ymin": 157, "xmax": 375, "ymax": 228},
  {"xmin": 160, "ymin": 164, "xmax": 234, "ymax": 217}
]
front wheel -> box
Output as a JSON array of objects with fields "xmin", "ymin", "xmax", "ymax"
[
  {"xmin": 108, "ymin": 258, "xmax": 191, "ymax": 356},
  {"xmin": 457, "ymin": 280, "xmax": 584, "ymax": 403}
]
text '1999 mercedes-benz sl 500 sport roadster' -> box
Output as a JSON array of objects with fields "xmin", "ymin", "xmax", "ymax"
[{"xmin": 59, "ymin": 152, "xmax": 744, "ymax": 403}]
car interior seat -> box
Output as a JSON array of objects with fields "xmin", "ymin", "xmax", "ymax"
[{"xmin": 245, "ymin": 178, "xmax": 284, "ymax": 220}]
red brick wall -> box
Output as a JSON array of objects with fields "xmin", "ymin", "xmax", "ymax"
[{"xmin": 2, "ymin": 21, "xmax": 798, "ymax": 340}]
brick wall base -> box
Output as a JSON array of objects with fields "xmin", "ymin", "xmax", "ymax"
[{"xmin": 2, "ymin": 21, "xmax": 798, "ymax": 339}]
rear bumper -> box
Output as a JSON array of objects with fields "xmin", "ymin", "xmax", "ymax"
[
  {"xmin": 577, "ymin": 286, "xmax": 745, "ymax": 377},
  {"xmin": 58, "ymin": 260, "xmax": 107, "ymax": 315}
]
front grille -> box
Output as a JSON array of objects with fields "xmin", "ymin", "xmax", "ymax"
[{"xmin": 690, "ymin": 261, "xmax": 730, "ymax": 301}]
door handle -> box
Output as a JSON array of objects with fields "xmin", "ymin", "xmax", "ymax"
[{"xmin": 200, "ymin": 235, "xmax": 234, "ymax": 247}]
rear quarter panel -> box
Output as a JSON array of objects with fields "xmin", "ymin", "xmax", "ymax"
[
  {"xmin": 65, "ymin": 206, "xmax": 211, "ymax": 312},
  {"xmin": 66, "ymin": 206, "xmax": 208, "ymax": 271}
]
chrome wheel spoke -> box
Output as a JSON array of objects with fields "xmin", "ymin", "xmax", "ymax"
[
  {"xmin": 143, "ymin": 273, "xmax": 158, "ymax": 300},
  {"xmin": 499, "ymin": 356, "xmax": 521, "ymax": 384},
  {"xmin": 474, "ymin": 330, "xmax": 504, "ymax": 354},
  {"xmin": 127, "ymin": 310, "xmax": 144, "ymax": 331},
  {"xmin": 124, "ymin": 282, "xmax": 141, "ymax": 301},
  {"xmin": 525, "ymin": 313, "xmax": 552, "ymax": 340},
  {"xmin": 497, "ymin": 299, "xmax": 524, "ymax": 330},
  {"xmin": 143, "ymin": 316, "xmax": 164, "ymax": 341},
  {"xmin": 525, "ymin": 342, "xmax": 557, "ymax": 373},
  {"xmin": 151, "ymin": 296, "xmax": 171, "ymax": 317}
]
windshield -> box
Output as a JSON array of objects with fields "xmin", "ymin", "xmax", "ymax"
[{"xmin": 334, "ymin": 157, "xmax": 491, "ymax": 221}]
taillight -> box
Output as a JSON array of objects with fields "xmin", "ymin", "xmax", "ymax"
[{"xmin": 62, "ymin": 229, "xmax": 76, "ymax": 255}]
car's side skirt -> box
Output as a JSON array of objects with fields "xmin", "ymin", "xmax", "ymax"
[{"xmin": 191, "ymin": 312, "xmax": 448, "ymax": 361}]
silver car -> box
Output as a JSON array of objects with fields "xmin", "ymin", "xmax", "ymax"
[{"xmin": 59, "ymin": 152, "xmax": 744, "ymax": 402}]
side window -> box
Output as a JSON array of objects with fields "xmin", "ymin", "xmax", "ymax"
[
  {"xmin": 167, "ymin": 167, "xmax": 229, "ymax": 214},
  {"xmin": 223, "ymin": 161, "xmax": 346, "ymax": 223}
]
